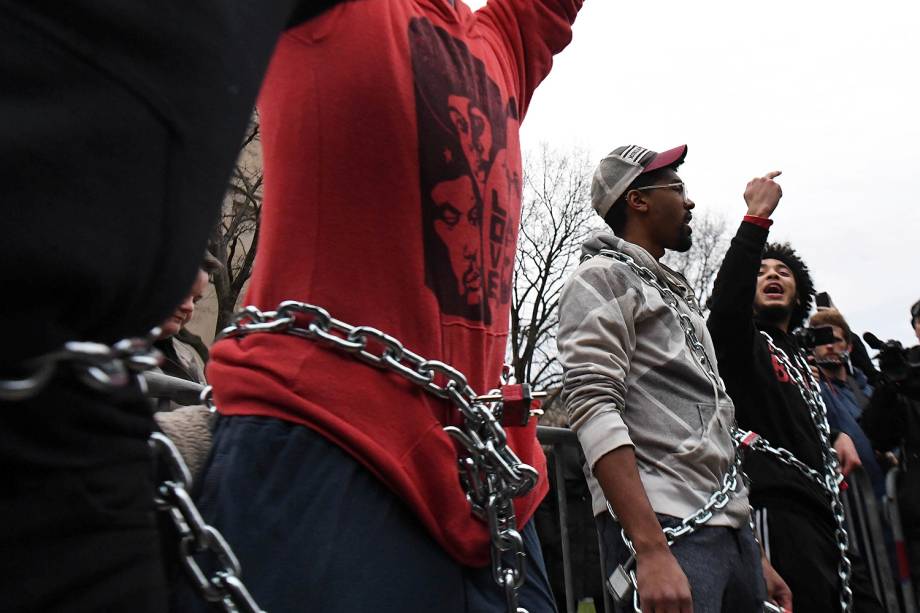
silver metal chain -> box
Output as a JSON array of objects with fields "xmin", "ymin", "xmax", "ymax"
[
  {"xmin": 732, "ymin": 429, "xmax": 825, "ymax": 489},
  {"xmin": 759, "ymin": 332, "xmax": 853, "ymax": 612},
  {"xmin": 0, "ymin": 332, "xmax": 162, "ymax": 401},
  {"xmin": 150, "ymin": 432, "xmax": 265, "ymax": 613},
  {"xmin": 217, "ymin": 300, "xmax": 539, "ymax": 613}
]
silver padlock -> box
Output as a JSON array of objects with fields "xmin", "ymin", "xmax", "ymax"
[{"xmin": 606, "ymin": 554, "xmax": 636, "ymax": 603}]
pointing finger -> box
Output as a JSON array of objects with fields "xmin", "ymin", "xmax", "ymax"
[{"xmin": 765, "ymin": 170, "xmax": 783, "ymax": 180}]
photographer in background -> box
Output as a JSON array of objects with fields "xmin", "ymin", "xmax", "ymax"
[
  {"xmin": 809, "ymin": 309, "xmax": 885, "ymax": 500},
  {"xmin": 815, "ymin": 292, "xmax": 880, "ymax": 386},
  {"xmin": 861, "ymin": 304, "xmax": 920, "ymax": 590}
]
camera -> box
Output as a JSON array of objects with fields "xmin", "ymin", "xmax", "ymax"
[
  {"xmin": 793, "ymin": 324, "xmax": 837, "ymax": 350},
  {"xmin": 863, "ymin": 332, "xmax": 920, "ymax": 389}
]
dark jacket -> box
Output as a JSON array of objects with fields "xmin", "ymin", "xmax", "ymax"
[
  {"xmin": 862, "ymin": 378, "xmax": 920, "ymax": 459},
  {"xmin": 819, "ymin": 370, "xmax": 885, "ymax": 499},
  {"xmin": 863, "ymin": 381, "xmax": 920, "ymax": 527},
  {"xmin": 707, "ymin": 221, "xmax": 832, "ymax": 521}
]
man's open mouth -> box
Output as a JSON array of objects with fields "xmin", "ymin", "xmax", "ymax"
[{"xmin": 763, "ymin": 282, "xmax": 784, "ymax": 296}]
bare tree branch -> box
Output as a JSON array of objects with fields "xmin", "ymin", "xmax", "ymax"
[
  {"xmin": 507, "ymin": 144, "xmax": 602, "ymax": 393},
  {"xmin": 208, "ymin": 112, "xmax": 264, "ymax": 335}
]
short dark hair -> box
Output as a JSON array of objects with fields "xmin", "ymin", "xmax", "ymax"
[
  {"xmin": 603, "ymin": 164, "xmax": 682, "ymax": 235},
  {"xmin": 762, "ymin": 242, "xmax": 815, "ymax": 330},
  {"xmin": 911, "ymin": 299, "xmax": 920, "ymax": 326}
]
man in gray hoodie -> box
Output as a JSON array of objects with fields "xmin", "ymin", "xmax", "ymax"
[{"xmin": 558, "ymin": 145, "xmax": 791, "ymax": 612}]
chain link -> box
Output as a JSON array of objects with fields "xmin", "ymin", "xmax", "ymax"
[
  {"xmin": 150, "ymin": 433, "xmax": 266, "ymax": 613},
  {"xmin": 200, "ymin": 384, "xmax": 217, "ymax": 412},
  {"xmin": 218, "ymin": 301, "xmax": 539, "ymax": 613},
  {"xmin": 0, "ymin": 331, "xmax": 163, "ymax": 401}
]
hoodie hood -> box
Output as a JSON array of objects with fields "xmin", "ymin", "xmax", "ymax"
[
  {"xmin": 581, "ymin": 230, "xmax": 655, "ymax": 269},
  {"xmin": 580, "ymin": 230, "xmax": 696, "ymax": 306}
]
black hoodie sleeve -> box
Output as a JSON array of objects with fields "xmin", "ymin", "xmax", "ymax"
[
  {"xmin": 861, "ymin": 383, "xmax": 907, "ymax": 451},
  {"xmin": 707, "ymin": 221, "xmax": 770, "ymax": 362}
]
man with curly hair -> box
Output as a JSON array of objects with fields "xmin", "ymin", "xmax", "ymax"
[{"xmin": 707, "ymin": 173, "xmax": 881, "ymax": 612}]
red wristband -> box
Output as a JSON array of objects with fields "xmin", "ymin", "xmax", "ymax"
[{"xmin": 743, "ymin": 214, "xmax": 773, "ymax": 229}]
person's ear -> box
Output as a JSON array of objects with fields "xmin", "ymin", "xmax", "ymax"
[{"xmin": 625, "ymin": 189, "xmax": 649, "ymax": 214}]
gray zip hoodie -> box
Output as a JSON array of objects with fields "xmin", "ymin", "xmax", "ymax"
[{"xmin": 558, "ymin": 231, "xmax": 749, "ymax": 526}]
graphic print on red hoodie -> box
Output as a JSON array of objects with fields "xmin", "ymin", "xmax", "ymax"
[{"xmin": 412, "ymin": 16, "xmax": 520, "ymax": 327}]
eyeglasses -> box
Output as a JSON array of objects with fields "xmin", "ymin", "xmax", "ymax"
[{"xmin": 632, "ymin": 181, "xmax": 688, "ymax": 200}]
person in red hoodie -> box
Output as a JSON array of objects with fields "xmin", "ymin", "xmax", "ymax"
[{"xmin": 174, "ymin": 1, "xmax": 585, "ymax": 612}]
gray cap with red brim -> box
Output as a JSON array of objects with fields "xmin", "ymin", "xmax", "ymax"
[{"xmin": 591, "ymin": 144, "xmax": 688, "ymax": 218}]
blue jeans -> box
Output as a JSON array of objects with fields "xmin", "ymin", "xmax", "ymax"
[
  {"xmin": 597, "ymin": 512, "xmax": 766, "ymax": 613},
  {"xmin": 171, "ymin": 415, "xmax": 557, "ymax": 613}
]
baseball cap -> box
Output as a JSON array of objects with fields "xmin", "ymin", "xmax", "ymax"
[{"xmin": 591, "ymin": 144, "xmax": 688, "ymax": 218}]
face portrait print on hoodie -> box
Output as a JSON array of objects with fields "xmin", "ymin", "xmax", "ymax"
[{"xmin": 410, "ymin": 17, "xmax": 521, "ymax": 327}]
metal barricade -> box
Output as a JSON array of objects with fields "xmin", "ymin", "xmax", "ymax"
[
  {"xmin": 842, "ymin": 467, "xmax": 903, "ymax": 611},
  {"xmin": 885, "ymin": 467, "xmax": 918, "ymax": 612},
  {"xmin": 537, "ymin": 425, "xmax": 612, "ymax": 613}
]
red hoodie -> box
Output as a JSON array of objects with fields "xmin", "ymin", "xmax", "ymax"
[{"xmin": 208, "ymin": 0, "xmax": 582, "ymax": 566}]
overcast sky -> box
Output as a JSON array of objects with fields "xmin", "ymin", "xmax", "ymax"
[{"xmin": 468, "ymin": 0, "xmax": 920, "ymax": 347}]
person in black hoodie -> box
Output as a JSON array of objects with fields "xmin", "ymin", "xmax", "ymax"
[
  {"xmin": 707, "ymin": 172, "xmax": 882, "ymax": 613},
  {"xmin": 0, "ymin": 2, "xmax": 347, "ymax": 611}
]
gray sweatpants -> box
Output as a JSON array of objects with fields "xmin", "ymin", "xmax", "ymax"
[{"xmin": 597, "ymin": 512, "xmax": 767, "ymax": 613}]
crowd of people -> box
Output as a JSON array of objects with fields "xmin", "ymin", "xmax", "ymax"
[{"xmin": 3, "ymin": 1, "xmax": 919, "ymax": 613}]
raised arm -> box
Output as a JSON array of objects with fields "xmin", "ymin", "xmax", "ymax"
[
  {"xmin": 472, "ymin": 0, "xmax": 583, "ymax": 119},
  {"xmin": 707, "ymin": 172, "xmax": 783, "ymax": 361},
  {"xmin": 558, "ymin": 263, "xmax": 692, "ymax": 612}
]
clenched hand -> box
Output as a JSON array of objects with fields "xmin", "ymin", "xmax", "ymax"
[{"xmin": 744, "ymin": 171, "xmax": 783, "ymax": 218}]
